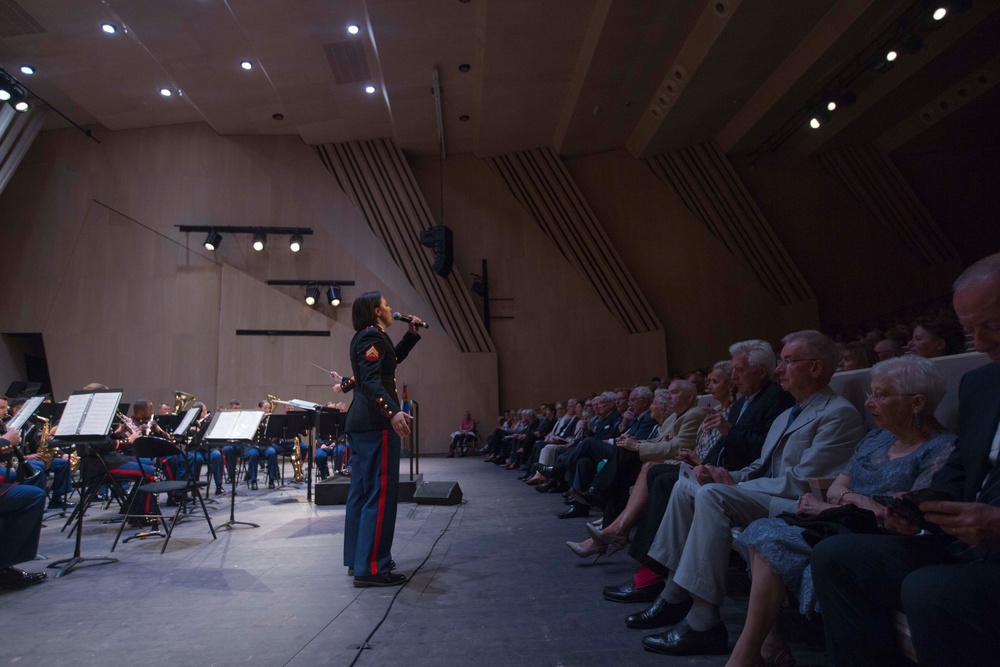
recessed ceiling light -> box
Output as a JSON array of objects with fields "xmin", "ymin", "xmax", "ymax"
[
  {"xmin": 886, "ymin": 50, "xmax": 898, "ymax": 62},
  {"xmin": 20, "ymin": 65, "xmax": 35, "ymax": 75},
  {"xmin": 933, "ymin": 7, "xmax": 947, "ymax": 20},
  {"xmin": 826, "ymin": 101, "xmax": 836, "ymax": 111},
  {"xmin": 240, "ymin": 60, "xmax": 253, "ymax": 70},
  {"xmin": 809, "ymin": 117, "xmax": 821, "ymax": 129},
  {"xmin": 160, "ymin": 88, "xmax": 173, "ymax": 97},
  {"xmin": 102, "ymin": 23, "xmax": 117, "ymax": 34},
  {"xmin": 365, "ymin": 85, "xmax": 376, "ymax": 94},
  {"xmin": 347, "ymin": 24, "xmax": 360, "ymax": 35}
]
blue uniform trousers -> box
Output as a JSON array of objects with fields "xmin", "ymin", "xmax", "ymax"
[
  {"xmin": 0, "ymin": 484, "xmax": 46, "ymax": 568},
  {"xmin": 344, "ymin": 429, "xmax": 399, "ymax": 577}
]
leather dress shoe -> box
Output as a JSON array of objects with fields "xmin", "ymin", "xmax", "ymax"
[
  {"xmin": 215, "ymin": 485, "xmax": 225, "ymax": 496},
  {"xmin": 582, "ymin": 487, "xmax": 607, "ymax": 509},
  {"xmin": 557, "ymin": 503, "xmax": 590, "ymax": 519},
  {"xmin": 0, "ymin": 567, "xmax": 47, "ymax": 589},
  {"xmin": 354, "ymin": 572, "xmax": 407, "ymax": 588},
  {"xmin": 268, "ymin": 479, "xmax": 276, "ymax": 489},
  {"xmin": 641, "ymin": 619, "xmax": 728, "ymax": 655},
  {"xmin": 537, "ymin": 464, "xmax": 564, "ymax": 477},
  {"xmin": 625, "ymin": 597, "xmax": 693, "ymax": 629},
  {"xmin": 535, "ymin": 479, "xmax": 558, "ymax": 493},
  {"xmin": 603, "ymin": 577, "xmax": 665, "ymax": 603},
  {"xmin": 249, "ymin": 481, "xmax": 258, "ymax": 490},
  {"xmin": 47, "ymin": 499, "xmax": 76, "ymax": 510}
]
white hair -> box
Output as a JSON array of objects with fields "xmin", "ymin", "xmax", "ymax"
[
  {"xmin": 954, "ymin": 251, "xmax": 1000, "ymax": 291},
  {"xmin": 871, "ymin": 356, "xmax": 947, "ymax": 414},
  {"xmin": 729, "ymin": 339, "xmax": 776, "ymax": 373},
  {"xmin": 781, "ymin": 330, "xmax": 840, "ymax": 380}
]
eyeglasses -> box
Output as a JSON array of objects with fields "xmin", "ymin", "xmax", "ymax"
[
  {"xmin": 776, "ymin": 357, "xmax": 818, "ymax": 367},
  {"xmin": 865, "ymin": 390, "xmax": 917, "ymax": 402}
]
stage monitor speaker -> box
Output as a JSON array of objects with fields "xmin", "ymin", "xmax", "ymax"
[{"xmin": 413, "ymin": 480, "xmax": 462, "ymax": 505}]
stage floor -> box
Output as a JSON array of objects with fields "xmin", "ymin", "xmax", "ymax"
[{"xmin": 2, "ymin": 457, "xmax": 827, "ymax": 666}]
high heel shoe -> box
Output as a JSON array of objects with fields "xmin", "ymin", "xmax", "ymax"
[
  {"xmin": 565, "ymin": 541, "xmax": 607, "ymax": 558},
  {"xmin": 586, "ymin": 523, "xmax": 629, "ymax": 552}
]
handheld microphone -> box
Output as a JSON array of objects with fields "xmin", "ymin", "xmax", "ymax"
[{"xmin": 392, "ymin": 312, "xmax": 430, "ymax": 328}]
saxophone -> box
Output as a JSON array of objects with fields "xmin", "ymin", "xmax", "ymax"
[
  {"xmin": 291, "ymin": 435, "xmax": 304, "ymax": 483},
  {"xmin": 35, "ymin": 417, "xmax": 55, "ymax": 469}
]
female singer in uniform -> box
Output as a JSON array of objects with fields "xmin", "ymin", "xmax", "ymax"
[{"xmin": 331, "ymin": 291, "xmax": 422, "ymax": 587}]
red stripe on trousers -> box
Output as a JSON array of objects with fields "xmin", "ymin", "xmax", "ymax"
[{"xmin": 370, "ymin": 429, "xmax": 389, "ymax": 575}]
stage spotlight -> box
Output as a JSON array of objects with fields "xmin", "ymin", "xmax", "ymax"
[
  {"xmin": 808, "ymin": 108, "xmax": 830, "ymax": 130},
  {"xmin": 365, "ymin": 85, "xmax": 376, "ymax": 94},
  {"xmin": 252, "ymin": 232, "xmax": 267, "ymax": 252},
  {"xmin": 204, "ymin": 230, "xmax": 222, "ymax": 251},
  {"xmin": 20, "ymin": 65, "xmax": 34, "ymax": 75},
  {"xmin": 102, "ymin": 23, "xmax": 117, "ymax": 34},
  {"xmin": 289, "ymin": 234, "xmax": 303, "ymax": 252},
  {"xmin": 933, "ymin": 7, "xmax": 947, "ymax": 20},
  {"xmin": 0, "ymin": 81, "xmax": 10, "ymax": 102},
  {"xmin": 305, "ymin": 286, "xmax": 320, "ymax": 306},
  {"xmin": 827, "ymin": 101, "xmax": 837, "ymax": 112},
  {"xmin": 240, "ymin": 60, "xmax": 253, "ymax": 71},
  {"xmin": 6, "ymin": 84, "xmax": 30, "ymax": 113},
  {"xmin": 327, "ymin": 285, "xmax": 342, "ymax": 306},
  {"xmin": 886, "ymin": 50, "xmax": 898, "ymax": 62},
  {"xmin": 347, "ymin": 23, "xmax": 360, "ymax": 35}
]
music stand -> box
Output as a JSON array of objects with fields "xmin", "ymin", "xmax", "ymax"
[
  {"xmin": 315, "ymin": 408, "xmax": 346, "ymax": 495},
  {"xmin": 204, "ymin": 410, "xmax": 266, "ymax": 530},
  {"xmin": 47, "ymin": 389, "xmax": 123, "ymax": 578}
]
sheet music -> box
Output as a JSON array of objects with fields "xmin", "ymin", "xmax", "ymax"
[
  {"xmin": 56, "ymin": 391, "xmax": 122, "ymax": 436},
  {"xmin": 175, "ymin": 407, "xmax": 200, "ymax": 435},
  {"xmin": 6, "ymin": 396, "xmax": 46, "ymax": 431},
  {"xmin": 80, "ymin": 392, "xmax": 121, "ymax": 436},
  {"xmin": 288, "ymin": 399, "xmax": 321, "ymax": 411},
  {"xmin": 205, "ymin": 410, "xmax": 265, "ymax": 440}
]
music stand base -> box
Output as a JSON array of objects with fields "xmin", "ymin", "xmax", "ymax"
[
  {"xmin": 48, "ymin": 555, "xmax": 118, "ymax": 579},
  {"xmin": 217, "ymin": 519, "xmax": 259, "ymax": 530}
]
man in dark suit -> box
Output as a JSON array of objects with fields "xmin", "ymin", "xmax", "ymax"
[
  {"xmin": 604, "ymin": 339, "xmax": 794, "ymax": 603},
  {"xmin": 812, "ymin": 252, "xmax": 1000, "ymax": 667}
]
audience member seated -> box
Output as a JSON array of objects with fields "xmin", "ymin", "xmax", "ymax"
[
  {"xmin": 601, "ymin": 339, "xmax": 794, "ymax": 605},
  {"xmin": 630, "ymin": 331, "xmax": 865, "ymax": 657},
  {"xmin": 874, "ymin": 337, "xmax": 903, "ymax": 361},
  {"xmin": 523, "ymin": 401, "xmax": 574, "ymax": 484},
  {"xmin": 566, "ymin": 381, "xmax": 704, "ymax": 557},
  {"xmin": 482, "ymin": 409, "xmax": 516, "ymax": 457},
  {"xmin": 533, "ymin": 394, "xmax": 618, "ymax": 496},
  {"xmin": 837, "ymin": 340, "xmax": 878, "ymax": 372},
  {"xmin": 446, "ymin": 410, "xmax": 477, "ymax": 458},
  {"xmin": 811, "ymin": 252, "xmax": 1000, "ymax": 667},
  {"xmin": 908, "ymin": 315, "xmax": 966, "ymax": 358},
  {"xmin": 586, "ymin": 361, "xmax": 734, "ymax": 560},
  {"xmin": 509, "ymin": 404, "xmax": 556, "ymax": 472},
  {"xmin": 728, "ymin": 355, "xmax": 955, "ymax": 667},
  {"xmin": 529, "ymin": 400, "xmax": 585, "ymax": 490}
]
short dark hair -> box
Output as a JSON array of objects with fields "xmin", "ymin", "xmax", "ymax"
[
  {"xmin": 913, "ymin": 316, "xmax": 966, "ymax": 355},
  {"xmin": 134, "ymin": 399, "xmax": 152, "ymax": 412},
  {"xmin": 352, "ymin": 291, "xmax": 383, "ymax": 332}
]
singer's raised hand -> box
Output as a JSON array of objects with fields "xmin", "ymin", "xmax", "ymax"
[{"xmin": 408, "ymin": 316, "xmax": 423, "ymax": 334}]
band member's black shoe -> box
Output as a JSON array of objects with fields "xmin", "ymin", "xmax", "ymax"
[
  {"xmin": 353, "ymin": 572, "xmax": 407, "ymax": 588},
  {"xmin": 268, "ymin": 479, "xmax": 276, "ymax": 490},
  {"xmin": 0, "ymin": 567, "xmax": 47, "ymax": 589},
  {"xmin": 249, "ymin": 481, "xmax": 258, "ymax": 490}
]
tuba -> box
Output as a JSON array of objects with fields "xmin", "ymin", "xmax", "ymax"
[{"xmin": 172, "ymin": 391, "xmax": 197, "ymax": 415}]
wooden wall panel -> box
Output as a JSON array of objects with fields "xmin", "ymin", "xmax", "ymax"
[{"xmin": 0, "ymin": 123, "xmax": 499, "ymax": 453}]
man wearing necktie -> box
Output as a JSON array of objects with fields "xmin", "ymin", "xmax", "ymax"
[
  {"xmin": 812, "ymin": 251, "xmax": 1000, "ymax": 667},
  {"xmin": 633, "ymin": 330, "xmax": 865, "ymax": 656}
]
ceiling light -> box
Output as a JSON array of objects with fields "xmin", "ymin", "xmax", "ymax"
[
  {"xmin": 13, "ymin": 99, "xmax": 29, "ymax": 113},
  {"xmin": 160, "ymin": 88, "xmax": 173, "ymax": 97},
  {"xmin": 19, "ymin": 65, "xmax": 34, "ymax": 75},
  {"xmin": 102, "ymin": 23, "xmax": 117, "ymax": 34},
  {"xmin": 252, "ymin": 232, "xmax": 267, "ymax": 252},
  {"xmin": 204, "ymin": 230, "xmax": 222, "ymax": 251},
  {"xmin": 886, "ymin": 50, "xmax": 898, "ymax": 62},
  {"xmin": 364, "ymin": 85, "xmax": 376, "ymax": 94},
  {"xmin": 808, "ymin": 108, "xmax": 829, "ymax": 130},
  {"xmin": 809, "ymin": 117, "xmax": 821, "ymax": 129},
  {"xmin": 0, "ymin": 80, "xmax": 10, "ymax": 102},
  {"xmin": 305, "ymin": 286, "xmax": 320, "ymax": 306},
  {"xmin": 347, "ymin": 24, "xmax": 360, "ymax": 35},
  {"xmin": 826, "ymin": 101, "xmax": 836, "ymax": 112},
  {"xmin": 327, "ymin": 285, "xmax": 342, "ymax": 307},
  {"xmin": 933, "ymin": 7, "xmax": 947, "ymax": 20},
  {"xmin": 289, "ymin": 234, "xmax": 303, "ymax": 252},
  {"xmin": 240, "ymin": 60, "xmax": 253, "ymax": 71}
]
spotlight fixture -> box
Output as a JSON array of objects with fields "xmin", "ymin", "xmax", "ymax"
[
  {"xmin": 101, "ymin": 23, "xmax": 117, "ymax": 34},
  {"xmin": 886, "ymin": 50, "xmax": 898, "ymax": 62},
  {"xmin": 0, "ymin": 78, "xmax": 11, "ymax": 102},
  {"xmin": 204, "ymin": 230, "xmax": 222, "ymax": 251},
  {"xmin": 327, "ymin": 285, "xmax": 342, "ymax": 306},
  {"xmin": 827, "ymin": 101, "xmax": 837, "ymax": 112},
  {"xmin": 19, "ymin": 65, "xmax": 34, "ymax": 75},
  {"xmin": 364, "ymin": 85, "xmax": 376, "ymax": 94},
  {"xmin": 252, "ymin": 232, "xmax": 267, "ymax": 252},
  {"xmin": 347, "ymin": 23, "xmax": 360, "ymax": 35},
  {"xmin": 933, "ymin": 7, "xmax": 947, "ymax": 20},
  {"xmin": 159, "ymin": 88, "xmax": 173, "ymax": 97},
  {"xmin": 289, "ymin": 234, "xmax": 303, "ymax": 252},
  {"xmin": 240, "ymin": 60, "xmax": 253, "ymax": 71},
  {"xmin": 807, "ymin": 108, "xmax": 829, "ymax": 130},
  {"xmin": 305, "ymin": 286, "xmax": 320, "ymax": 306}
]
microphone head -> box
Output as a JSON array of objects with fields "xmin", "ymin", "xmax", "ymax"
[{"xmin": 392, "ymin": 312, "xmax": 404, "ymax": 321}]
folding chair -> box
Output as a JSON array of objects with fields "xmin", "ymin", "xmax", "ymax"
[{"xmin": 111, "ymin": 436, "xmax": 216, "ymax": 553}]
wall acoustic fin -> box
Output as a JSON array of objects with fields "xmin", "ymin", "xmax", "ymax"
[{"xmin": 317, "ymin": 139, "xmax": 493, "ymax": 353}]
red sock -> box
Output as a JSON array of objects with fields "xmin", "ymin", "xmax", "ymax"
[{"xmin": 634, "ymin": 565, "xmax": 663, "ymax": 588}]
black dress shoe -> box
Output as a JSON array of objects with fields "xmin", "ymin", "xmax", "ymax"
[
  {"xmin": 641, "ymin": 620, "xmax": 728, "ymax": 655},
  {"xmin": 625, "ymin": 597, "xmax": 693, "ymax": 629},
  {"xmin": 557, "ymin": 503, "xmax": 590, "ymax": 519},
  {"xmin": 354, "ymin": 572, "xmax": 407, "ymax": 588},
  {"xmin": 535, "ymin": 479, "xmax": 558, "ymax": 493},
  {"xmin": 538, "ymin": 464, "xmax": 562, "ymax": 477},
  {"xmin": 250, "ymin": 481, "xmax": 258, "ymax": 490},
  {"xmin": 215, "ymin": 485, "xmax": 225, "ymax": 496},
  {"xmin": 582, "ymin": 487, "xmax": 607, "ymax": 509},
  {"xmin": 604, "ymin": 577, "xmax": 666, "ymax": 603},
  {"xmin": 268, "ymin": 479, "xmax": 276, "ymax": 489},
  {"xmin": 47, "ymin": 499, "xmax": 76, "ymax": 510},
  {"xmin": 0, "ymin": 567, "xmax": 47, "ymax": 589}
]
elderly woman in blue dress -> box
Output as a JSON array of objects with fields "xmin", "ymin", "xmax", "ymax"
[{"xmin": 727, "ymin": 356, "xmax": 956, "ymax": 667}]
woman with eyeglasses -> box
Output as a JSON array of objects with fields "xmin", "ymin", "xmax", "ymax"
[{"xmin": 726, "ymin": 355, "xmax": 956, "ymax": 667}]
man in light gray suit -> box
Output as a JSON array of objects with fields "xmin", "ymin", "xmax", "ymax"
[{"xmin": 629, "ymin": 330, "xmax": 866, "ymax": 656}]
